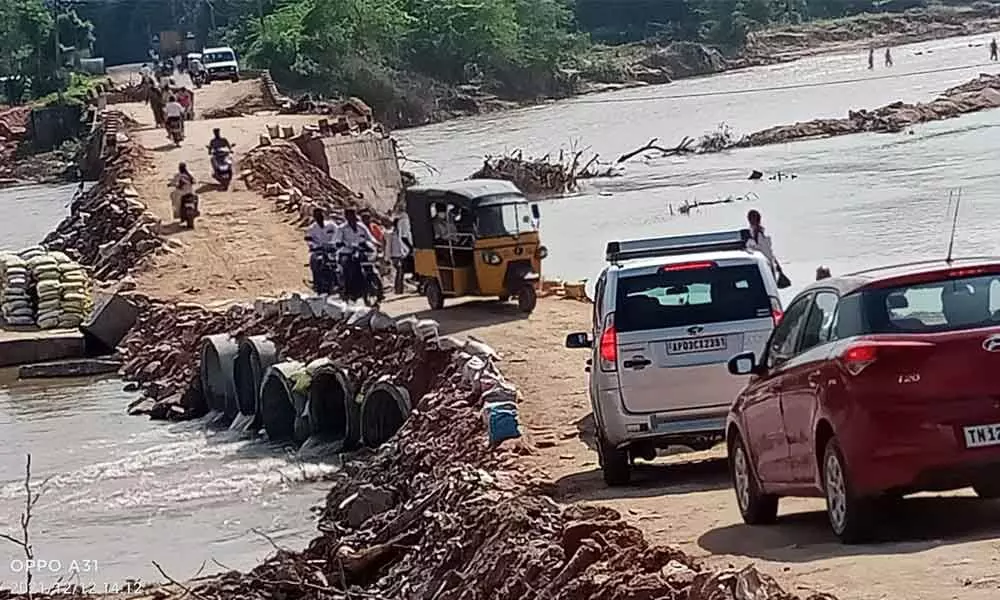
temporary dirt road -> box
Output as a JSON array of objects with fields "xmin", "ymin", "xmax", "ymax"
[{"xmin": 125, "ymin": 78, "xmax": 1000, "ymax": 600}]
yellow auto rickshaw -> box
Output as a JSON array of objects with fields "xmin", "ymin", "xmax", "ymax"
[{"xmin": 405, "ymin": 179, "xmax": 547, "ymax": 313}]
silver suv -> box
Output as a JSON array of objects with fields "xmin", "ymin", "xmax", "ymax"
[{"xmin": 565, "ymin": 229, "xmax": 782, "ymax": 486}]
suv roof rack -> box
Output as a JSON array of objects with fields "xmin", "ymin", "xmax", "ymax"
[{"xmin": 605, "ymin": 229, "xmax": 751, "ymax": 264}]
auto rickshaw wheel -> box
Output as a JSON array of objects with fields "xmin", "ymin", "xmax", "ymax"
[
  {"xmin": 517, "ymin": 285, "xmax": 537, "ymax": 313},
  {"xmin": 425, "ymin": 279, "xmax": 444, "ymax": 310}
]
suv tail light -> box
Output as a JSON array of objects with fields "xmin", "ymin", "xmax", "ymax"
[
  {"xmin": 769, "ymin": 297, "xmax": 783, "ymax": 325},
  {"xmin": 660, "ymin": 261, "xmax": 716, "ymax": 272},
  {"xmin": 598, "ymin": 313, "xmax": 617, "ymax": 371}
]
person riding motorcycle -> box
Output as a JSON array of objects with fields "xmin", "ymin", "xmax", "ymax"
[
  {"xmin": 169, "ymin": 163, "xmax": 196, "ymax": 221},
  {"xmin": 306, "ymin": 208, "xmax": 339, "ymax": 294},
  {"xmin": 163, "ymin": 95, "xmax": 185, "ymax": 140},
  {"xmin": 208, "ymin": 128, "xmax": 233, "ymax": 177},
  {"xmin": 189, "ymin": 58, "xmax": 206, "ymax": 85},
  {"xmin": 331, "ymin": 208, "xmax": 378, "ymax": 300}
]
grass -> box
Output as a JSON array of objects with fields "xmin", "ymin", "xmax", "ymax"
[{"xmin": 32, "ymin": 73, "xmax": 102, "ymax": 109}]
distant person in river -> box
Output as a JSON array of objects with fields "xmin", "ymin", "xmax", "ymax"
[
  {"xmin": 868, "ymin": 48, "xmax": 875, "ymax": 70},
  {"xmin": 991, "ymin": 38, "xmax": 998, "ymax": 61},
  {"xmin": 816, "ymin": 266, "xmax": 832, "ymax": 281},
  {"xmin": 884, "ymin": 47, "xmax": 893, "ymax": 67},
  {"xmin": 745, "ymin": 209, "xmax": 788, "ymax": 288}
]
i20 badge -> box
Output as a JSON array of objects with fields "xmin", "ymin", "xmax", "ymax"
[{"xmin": 983, "ymin": 334, "xmax": 1000, "ymax": 352}]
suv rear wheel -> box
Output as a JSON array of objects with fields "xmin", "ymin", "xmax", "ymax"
[
  {"xmin": 822, "ymin": 437, "xmax": 875, "ymax": 544},
  {"xmin": 597, "ymin": 435, "xmax": 630, "ymax": 486},
  {"xmin": 729, "ymin": 432, "xmax": 778, "ymax": 525}
]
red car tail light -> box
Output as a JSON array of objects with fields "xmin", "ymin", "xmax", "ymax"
[
  {"xmin": 660, "ymin": 261, "xmax": 716, "ymax": 272},
  {"xmin": 838, "ymin": 340, "xmax": 933, "ymax": 376},
  {"xmin": 840, "ymin": 344, "xmax": 878, "ymax": 376},
  {"xmin": 598, "ymin": 313, "xmax": 618, "ymax": 371}
]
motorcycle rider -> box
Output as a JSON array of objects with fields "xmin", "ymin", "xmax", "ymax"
[
  {"xmin": 208, "ymin": 128, "xmax": 233, "ymax": 174},
  {"xmin": 189, "ymin": 57, "xmax": 206, "ymax": 85},
  {"xmin": 306, "ymin": 208, "xmax": 338, "ymax": 294},
  {"xmin": 163, "ymin": 94, "xmax": 185, "ymax": 140},
  {"xmin": 331, "ymin": 208, "xmax": 378, "ymax": 299},
  {"xmin": 169, "ymin": 163, "xmax": 196, "ymax": 221}
]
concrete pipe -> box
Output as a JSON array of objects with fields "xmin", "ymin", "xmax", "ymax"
[
  {"xmin": 199, "ymin": 334, "xmax": 238, "ymax": 424},
  {"xmin": 233, "ymin": 335, "xmax": 278, "ymax": 431},
  {"xmin": 307, "ymin": 364, "xmax": 360, "ymax": 450},
  {"xmin": 360, "ymin": 381, "xmax": 412, "ymax": 448},
  {"xmin": 258, "ymin": 361, "xmax": 309, "ymax": 444}
]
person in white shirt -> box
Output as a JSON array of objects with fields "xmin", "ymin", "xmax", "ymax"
[
  {"xmin": 163, "ymin": 95, "xmax": 185, "ymax": 137},
  {"xmin": 386, "ymin": 217, "xmax": 412, "ymax": 294},
  {"xmin": 331, "ymin": 208, "xmax": 376, "ymax": 251},
  {"xmin": 746, "ymin": 209, "xmax": 788, "ymax": 287},
  {"xmin": 305, "ymin": 208, "xmax": 338, "ymax": 294}
]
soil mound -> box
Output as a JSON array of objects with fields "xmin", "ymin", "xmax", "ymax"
[
  {"xmin": 200, "ymin": 79, "xmax": 279, "ymax": 119},
  {"xmin": 242, "ymin": 142, "xmax": 369, "ymax": 220}
]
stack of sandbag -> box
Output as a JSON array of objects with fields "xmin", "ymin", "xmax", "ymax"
[
  {"xmin": 0, "ymin": 252, "xmax": 33, "ymax": 326},
  {"xmin": 23, "ymin": 247, "xmax": 63, "ymax": 330},
  {"xmin": 51, "ymin": 251, "xmax": 90, "ymax": 328}
]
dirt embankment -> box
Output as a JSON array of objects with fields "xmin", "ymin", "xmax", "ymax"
[
  {"xmin": 94, "ymin": 292, "xmax": 836, "ymax": 600},
  {"xmin": 730, "ymin": 72, "xmax": 1000, "ymax": 148}
]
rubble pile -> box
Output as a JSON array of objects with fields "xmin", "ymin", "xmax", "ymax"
[
  {"xmin": 42, "ymin": 136, "xmax": 166, "ymax": 281},
  {"xmin": 156, "ymin": 330, "xmax": 836, "ymax": 600},
  {"xmin": 118, "ymin": 295, "xmax": 450, "ymax": 420},
  {"xmin": 0, "ymin": 106, "xmax": 30, "ymax": 181},
  {"xmin": 470, "ymin": 150, "xmax": 591, "ymax": 197},
  {"xmin": 242, "ymin": 142, "xmax": 367, "ymax": 223},
  {"xmin": 733, "ymin": 72, "xmax": 1000, "ymax": 149}
]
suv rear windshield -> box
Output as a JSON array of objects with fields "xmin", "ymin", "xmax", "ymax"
[
  {"xmin": 614, "ymin": 264, "xmax": 771, "ymax": 332},
  {"xmin": 861, "ymin": 272, "xmax": 1000, "ymax": 333}
]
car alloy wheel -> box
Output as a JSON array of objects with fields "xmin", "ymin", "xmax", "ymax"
[
  {"xmin": 824, "ymin": 449, "xmax": 848, "ymax": 534},
  {"xmin": 734, "ymin": 445, "xmax": 752, "ymax": 513}
]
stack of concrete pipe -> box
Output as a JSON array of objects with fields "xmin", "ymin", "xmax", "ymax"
[{"xmin": 193, "ymin": 293, "xmax": 517, "ymax": 450}]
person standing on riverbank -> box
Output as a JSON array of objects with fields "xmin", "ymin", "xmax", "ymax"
[
  {"xmin": 387, "ymin": 218, "xmax": 411, "ymax": 295},
  {"xmin": 884, "ymin": 47, "xmax": 893, "ymax": 67},
  {"xmin": 868, "ymin": 47, "xmax": 874, "ymax": 69},
  {"xmin": 746, "ymin": 209, "xmax": 789, "ymax": 287},
  {"xmin": 991, "ymin": 38, "xmax": 998, "ymax": 61}
]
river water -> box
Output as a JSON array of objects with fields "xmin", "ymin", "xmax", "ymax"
[{"xmin": 3, "ymin": 31, "xmax": 1000, "ymax": 589}]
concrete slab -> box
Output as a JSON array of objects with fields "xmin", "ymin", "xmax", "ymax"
[{"xmin": 0, "ymin": 328, "xmax": 86, "ymax": 368}]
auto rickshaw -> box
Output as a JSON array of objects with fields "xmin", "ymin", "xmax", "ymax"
[{"xmin": 405, "ymin": 179, "xmax": 547, "ymax": 313}]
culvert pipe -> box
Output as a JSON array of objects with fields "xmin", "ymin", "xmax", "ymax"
[
  {"xmin": 233, "ymin": 335, "xmax": 278, "ymax": 431},
  {"xmin": 360, "ymin": 381, "xmax": 412, "ymax": 448},
  {"xmin": 259, "ymin": 361, "xmax": 310, "ymax": 444},
  {"xmin": 307, "ymin": 363, "xmax": 360, "ymax": 451},
  {"xmin": 199, "ymin": 334, "xmax": 238, "ymax": 424}
]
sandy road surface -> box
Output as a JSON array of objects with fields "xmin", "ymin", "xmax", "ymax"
[
  {"xmin": 123, "ymin": 79, "xmax": 1000, "ymax": 599},
  {"xmin": 119, "ymin": 81, "xmax": 324, "ymax": 303}
]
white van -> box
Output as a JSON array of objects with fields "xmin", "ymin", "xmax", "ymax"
[
  {"xmin": 201, "ymin": 46, "xmax": 240, "ymax": 83},
  {"xmin": 565, "ymin": 229, "xmax": 782, "ymax": 486}
]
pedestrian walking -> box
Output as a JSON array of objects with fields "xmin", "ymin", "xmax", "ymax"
[
  {"xmin": 884, "ymin": 47, "xmax": 893, "ymax": 67},
  {"xmin": 991, "ymin": 38, "xmax": 998, "ymax": 61},
  {"xmin": 386, "ymin": 218, "xmax": 412, "ymax": 295},
  {"xmin": 868, "ymin": 47, "xmax": 874, "ymax": 70}
]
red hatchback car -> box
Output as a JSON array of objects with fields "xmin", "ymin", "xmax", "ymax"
[{"xmin": 725, "ymin": 259, "xmax": 1000, "ymax": 543}]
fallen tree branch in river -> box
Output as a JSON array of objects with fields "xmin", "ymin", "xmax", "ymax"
[
  {"xmin": 616, "ymin": 136, "xmax": 696, "ymax": 163},
  {"xmin": 470, "ymin": 147, "xmax": 613, "ymax": 197}
]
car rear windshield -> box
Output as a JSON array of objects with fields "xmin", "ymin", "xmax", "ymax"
[
  {"xmin": 614, "ymin": 264, "xmax": 771, "ymax": 333},
  {"xmin": 861, "ymin": 272, "xmax": 1000, "ymax": 334}
]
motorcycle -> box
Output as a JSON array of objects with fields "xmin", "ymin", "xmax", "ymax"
[
  {"xmin": 338, "ymin": 242, "xmax": 384, "ymax": 306},
  {"xmin": 310, "ymin": 245, "xmax": 341, "ymax": 295},
  {"xmin": 209, "ymin": 145, "xmax": 234, "ymax": 190},
  {"xmin": 166, "ymin": 116, "xmax": 184, "ymax": 145},
  {"xmin": 180, "ymin": 193, "xmax": 200, "ymax": 229},
  {"xmin": 191, "ymin": 70, "xmax": 207, "ymax": 88}
]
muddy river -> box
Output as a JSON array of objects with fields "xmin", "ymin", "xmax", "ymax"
[{"xmin": 3, "ymin": 31, "xmax": 1000, "ymax": 587}]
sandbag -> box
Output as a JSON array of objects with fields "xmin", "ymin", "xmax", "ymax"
[
  {"xmin": 63, "ymin": 293, "xmax": 88, "ymax": 304},
  {"xmin": 27, "ymin": 255, "xmax": 56, "ymax": 268},
  {"xmin": 37, "ymin": 299, "xmax": 61, "ymax": 312},
  {"xmin": 36, "ymin": 271, "xmax": 60, "ymax": 282},
  {"xmin": 37, "ymin": 318, "xmax": 60, "ymax": 330},
  {"xmin": 37, "ymin": 279, "xmax": 61, "ymax": 291},
  {"xmin": 8, "ymin": 308, "xmax": 34, "ymax": 318},
  {"xmin": 37, "ymin": 308, "xmax": 62, "ymax": 322},
  {"xmin": 58, "ymin": 315, "xmax": 82, "ymax": 328},
  {"xmin": 5, "ymin": 266, "xmax": 27, "ymax": 276},
  {"xmin": 48, "ymin": 251, "xmax": 71, "ymax": 263},
  {"xmin": 3, "ymin": 300, "xmax": 30, "ymax": 311},
  {"xmin": 5, "ymin": 316, "xmax": 34, "ymax": 326}
]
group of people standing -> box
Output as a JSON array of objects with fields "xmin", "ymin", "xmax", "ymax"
[{"xmin": 306, "ymin": 208, "xmax": 413, "ymax": 297}]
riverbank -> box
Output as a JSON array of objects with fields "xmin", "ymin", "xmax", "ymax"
[{"xmin": 381, "ymin": 5, "xmax": 1000, "ymax": 128}]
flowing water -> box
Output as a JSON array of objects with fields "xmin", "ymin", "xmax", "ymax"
[{"xmin": 4, "ymin": 30, "xmax": 1000, "ymax": 589}]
